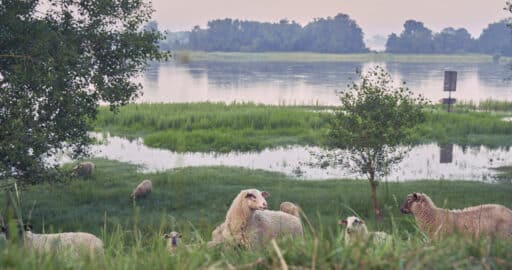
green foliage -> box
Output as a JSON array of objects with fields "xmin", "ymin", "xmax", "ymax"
[
  {"xmin": 327, "ymin": 66, "xmax": 429, "ymax": 180},
  {"xmin": 1, "ymin": 160, "xmax": 512, "ymax": 269},
  {"xmin": 95, "ymin": 102, "xmax": 330, "ymax": 152},
  {"xmin": 0, "ymin": 0, "xmax": 168, "ymax": 181}
]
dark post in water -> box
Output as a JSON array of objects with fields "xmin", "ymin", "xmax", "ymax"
[{"xmin": 443, "ymin": 71, "xmax": 457, "ymax": 112}]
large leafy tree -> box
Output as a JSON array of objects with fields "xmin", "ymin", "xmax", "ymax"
[
  {"xmin": 0, "ymin": 0, "xmax": 168, "ymax": 181},
  {"xmin": 326, "ymin": 66, "xmax": 428, "ymax": 219}
]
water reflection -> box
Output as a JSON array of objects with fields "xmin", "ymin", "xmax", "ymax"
[
  {"xmin": 82, "ymin": 133, "xmax": 512, "ymax": 182},
  {"xmin": 139, "ymin": 61, "xmax": 512, "ymax": 105}
]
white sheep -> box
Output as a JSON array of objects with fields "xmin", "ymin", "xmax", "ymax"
[
  {"xmin": 279, "ymin": 201, "xmax": 301, "ymax": 218},
  {"xmin": 400, "ymin": 192, "xmax": 512, "ymax": 240},
  {"xmin": 131, "ymin": 179, "xmax": 153, "ymax": 200},
  {"xmin": 339, "ymin": 216, "xmax": 390, "ymax": 244},
  {"xmin": 72, "ymin": 161, "xmax": 95, "ymax": 177},
  {"xmin": 23, "ymin": 229, "xmax": 104, "ymax": 257},
  {"xmin": 163, "ymin": 231, "xmax": 181, "ymax": 254},
  {"xmin": 220, "ymin": 189, "xmax": 303, "ymax": 248}
]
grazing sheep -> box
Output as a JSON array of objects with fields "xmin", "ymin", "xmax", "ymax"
[
  {"xmin": 339, "ymin": 216, "xmax": 390, "ymax": 244},
  {"xmin": 280, "ymin": 202, "xmax": 301, "ymax": 218},
  {"xmin": 220, "ymin": 189, "xmax": 303, "ymax": 248},
  {"xmin": 23, "ymin": 228, "xmax": 103, "ymax": 257},
  {"xmin": 72, "ymin": 161, "xmax": 95, "ymax": 177},
  {"xmin": 131, "ymin": 179, "xmax": 153, "ymax": 200},
  {"xmin": 163, "ymin": 231, "xmax": 181, "ymax": 254},
  {"xmin": 400, "ymin": 192, "xmax": 512, "ymax": 239}
]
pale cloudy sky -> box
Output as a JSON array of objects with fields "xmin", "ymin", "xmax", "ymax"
[{"xmin": 152, "ymin": 0, "xmax": 510, "ymax": 38}]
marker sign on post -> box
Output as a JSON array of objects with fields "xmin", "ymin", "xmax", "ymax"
[
  {"xmin": 443, "ymin": 71, "xmax": 457, "ymax": 112},
  {"xmin": 444, "ymin": 71, "xmax": 457, "ymax": 92}
]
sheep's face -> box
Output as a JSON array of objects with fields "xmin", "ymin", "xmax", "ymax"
[
  {"xmin": 164, "ymin": 231, "xmax": 182, "ymax": 247},
  {"xmin": 340, "ymin": 216, "xmax": 366, "ymax": 234},
  {"xmin": 400, "ymin": 193, "xmax": 423, "ymax": 214},
  {"xmin": 243, "ymin": 189, "xmax": 268, "ymax": 210}
]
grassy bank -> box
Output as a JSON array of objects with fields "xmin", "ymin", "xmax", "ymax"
[
  {"xmin": 94, "ymin": 102, "xmax": 512, "ymax": 152},
  {"xmin": 176, "ymin": 51, "xmax": 511, "ymax": 63},
  {"xmin": 1, "ymin": 159, "xmax": 512, "ymax": 269}
]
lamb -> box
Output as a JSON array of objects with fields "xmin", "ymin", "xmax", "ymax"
[
  {"xmin": 163, "ymin": 231, "xmax": 181, "ymax": 254},
  {"xmin": 220, "ymin": 189, "xmax": 303, "ymax": 248},
  {"xmin": 339, "ymin": 216, "xmax": 390, "ymax": 244},
  {"xmin": 131, "ymin": 179, "xmax": 153, "ymax": 200},
  {"xmin": 280, "ymin": 201, "xmax": 301, "ymax": 218},
  {"xmin": 72, "ymin": 161, "xmax": 95, "ymax": 177},
  {"xmin": 400, "ymin": 192, "xmax": 512, "ymax": 240}
]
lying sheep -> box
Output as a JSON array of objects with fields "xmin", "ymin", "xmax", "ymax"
[
  {"xmin": 280, "ymin": 202, "xmax": 301, "ymax": 218},
  {"xmin": 163, "ymin": 231, "xmax": 181, "ymax": 254},
  {"xmin": 220, "ymin": 189, "xmax": 303, "ymax": 248},
  {"xmin": 72, "ymin": 161, "xmax": 95, "ymax": 177},
  {"xmin": 400, "ymin": 192, "xmax": 512, "ymax": 239},
  {"xmin": 208, "ymin": 200, "xmax": 302, "ymax": 248},
  {"xmin": 1, "ymin": 224, "xmax": 104, "ymax": 257},
  {"xmin": 131, "ymin": 179, "xmax": 152, "ymax": 200},
  {"xmin": 339, "ymin": 216, "xmax": 390, "ymax": 244}
]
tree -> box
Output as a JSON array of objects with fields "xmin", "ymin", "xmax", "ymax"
[
  {"xmin": 433, "ymin": 27, "xmax": 474, "ymax": 54},
  {"xmin": 476, "ymin": 20, "xmax": 512, "ymax": 57},
  {"xmin": 326, "ymin": 66, "xmax": 428, "ymax": 219},
  {"xmin": 0, "ymin": 0, "xmax": 168, "ymax": 182},
  {"xmin": 385, "ymin": 20, "xmax": 434, "ymax": 53}
]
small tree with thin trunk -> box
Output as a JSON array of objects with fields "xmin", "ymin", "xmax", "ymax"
[{"xmin": 326, "ymin": 66, "xmax": 428, "ymax": 219}]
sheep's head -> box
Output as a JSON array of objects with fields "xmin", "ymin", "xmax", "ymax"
[
  {"xmin": 400, "ymin": 193, "xmax": 430, "ymax": 214},
  {"xmin": 339, "ymin": 216, "xmax": 367, "ymax": 234},
  {"xmin": 280, "ymin": 202, "xmax": 299, "ymax": 216},
  {"xmin": 164, "ymin": 231, "xmax": 182, "ymax": 247},
  {"xmin": 242, "ymin": 189, "xmax": 269, "ymax": 210}
]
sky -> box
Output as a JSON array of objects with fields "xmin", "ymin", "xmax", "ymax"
[{"xmin": 152, "ymin": 0, "xmax": 510, "ymax": 39}]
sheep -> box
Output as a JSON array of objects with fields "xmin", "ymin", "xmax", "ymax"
[
  {"xmin": 72, "ymin": 161, "xmax": 95, "ymax": 177},
  {"xmin": 163, "ymin": 231, "xmax": 181, "ymax": 254},
  {"xmin": 131, "ymin": 179, "xmax": 153, "ymax": 200},
  {"xmin": 400, "ymin": 192, "xmax": 512, "ymax": 240},
  {"xmin": 339, "ymin": 216, "xmax": 390, "ymax": 244},
  {"xmin": 220, "ymin": 189, "xmax": 303, "ymax": 248},
  {"xmin": 207, "ymin": 222, "xmax": 225, "ymax": 248},
  {"xmin": 280, "ymin": 201, "xmax": 301, "ymax": 218}
]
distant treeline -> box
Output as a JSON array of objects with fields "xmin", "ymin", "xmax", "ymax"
[{"xmin": 153, "ymin": 14, "xmax": 512, "ymax": 56}]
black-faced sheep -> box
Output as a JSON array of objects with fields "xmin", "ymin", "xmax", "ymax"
[
  {"xmin": 400, "ymin": 192, "xmax": 512, "ymax": 239},
  {"xmin": 163, "ymin": 231, "xmax": 181, "ymax": 254}
]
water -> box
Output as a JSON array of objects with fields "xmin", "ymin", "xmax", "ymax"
[
  {"xmin": 78, "ymin": 133, "xmax": 512, "ymax": 182},
  {"xmin": 139, "ymin": 61, "xmax": 512, "ymax": 105}
]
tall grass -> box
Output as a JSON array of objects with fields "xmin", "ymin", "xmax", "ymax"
[
  {"xmin": 1, "ymin": 159, "xmax": 511, "ymax": 269},
  {"xmin": 457, "ymin": 99, "xmax": 512, "ymax": 112},
  {"xmin": 94, "ymin": 103, "xmax": 512, "ymax": 152}
]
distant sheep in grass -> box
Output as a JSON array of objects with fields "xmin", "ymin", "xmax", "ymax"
[
  {"xmin": 72, "ymin": 161, "xmax": 94, "ymax": 177},
  {"xmin": 339, "ymin": 216, "xmax": 390, "ymax": 244},
  {"xmin": 131, "ymin": 179, "xmax": 153, "ymax": 200},
  {"xmin": 279, "ymin": 202, "xmax": 301, "ymax": 218},
  {"xmin": 220, "ymin": 189, "xmax": 303, "ymax": 248},
  {"xmin": 400, "ymin": 192, "xmax": 512, "ymax": 240},
  {"xmin": 163, "ymin": 231, "xmax": 181, "ymax": 254}
]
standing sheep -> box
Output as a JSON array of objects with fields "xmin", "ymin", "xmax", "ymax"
[
  {"xmin": 220, "ymin": 189, "xmax": 303, "ymax": 248},
  {"xmin": 279, "ymin": 202, "xmax": 301, "ymax": 218},
  {"xmin": 163, "ymin": 231, "xmax": 181, "ymax": 254},
  {"xmin": 72, "ymin": 161, "xmax": 94, "ymax": 177},
  {"xmin": 339, "ymin": 216, "xmax": 390, "ymax": 244},
  {"xmin": 400, "ymin": 192, "xmax": 512, "ymax": 239},
  {"xmin": 131, "ymin": 179, "xmax": 153, "ymax": 200}
]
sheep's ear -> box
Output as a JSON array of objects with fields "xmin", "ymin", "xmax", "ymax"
[
  {"xmin": 24, "ymin": 224, "xmax": 32, "ymax": 231},
  {"xmin": 178, "ymin": 233, "xmax": 182, "ymax": 238},
  {"xmin": 261, "ymin": 191, "xmax": 269, "ymax": 198},
  {"xmin": 413, "ymin": 193, "xmax": 418, "ymax": 200},
  {"xmin": 245, "ymin": 192, "xmax": 256, "ymax": 199},
  {"xmin": 164, "ymin": 233, "xmax": 170, "ymax": 239},
  {"xmin": 0, "ymin": 226, "xmax": 6, "ymax": 233},
  {"xmin": 359, "ymin": 219, "xmax": 364, "ymax": 224},
  {"xmin": 338, "ymin": 219, "xmax": 347, "ymax": 226}
]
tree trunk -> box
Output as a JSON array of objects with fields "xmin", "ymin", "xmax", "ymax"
[{"xmin": 369, "ymin": 174, "xmax": 382, "ymax": 221}]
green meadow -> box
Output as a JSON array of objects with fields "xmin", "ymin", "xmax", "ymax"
[
  {"xmin": 176, "ymin": 51, "xmax": 511, "ymax": 63},
  {"xmin": 94, "ymin": 102, "xmax": 512, "ymax": 152},
  {"xmin": 1, "ymin": 159, "xmax": 511, "ymax": 269}
]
